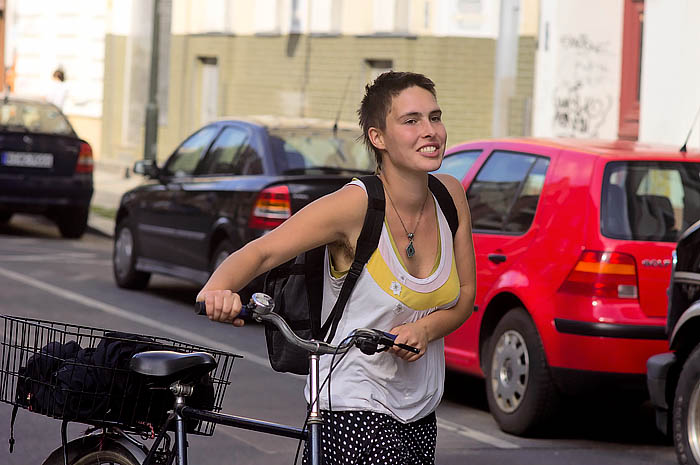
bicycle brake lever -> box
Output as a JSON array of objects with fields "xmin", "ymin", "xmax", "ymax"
[{"xmin": 378, "ymin": 331, "xmax": 420, "ymax": 354}]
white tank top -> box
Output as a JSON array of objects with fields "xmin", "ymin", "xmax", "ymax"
[{"xmin": 304, "ymin": 180, "xmax": 460, "ymax": 423}]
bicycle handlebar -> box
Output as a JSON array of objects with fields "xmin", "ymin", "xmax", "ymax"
[{"xmin": 195, "ymin": 292, "xmax": 419, "ymax": 355}]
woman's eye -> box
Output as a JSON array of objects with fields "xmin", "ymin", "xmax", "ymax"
[
  {"xmin": 431, "ymin": 115, "xmax": 442, "ymax": 122},
  {"xmin": 404, "ymin": 119, "xmax": 416, "ymax": 125}
]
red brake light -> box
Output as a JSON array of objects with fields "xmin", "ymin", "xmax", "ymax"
[
  {"xmin": 559, "ymin": 250, "xmax": 639, "ymax": 299},
  {"xmin": 248, "ymin": 185, "xmax": 292, "ymax": 230},
  {"xmin": 76, "ymin": 142, "xmax": 93, "ymax": 174}
]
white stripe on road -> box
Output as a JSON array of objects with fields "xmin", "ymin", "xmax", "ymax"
[
  {"xmin": 0, "ymin": 265, "xmax": 271, "ymax": 368},
  {"xmin": 437, "ymin": 418, "xmax": 520, "ymax": 449},
  {"xmin": 0, "ymin": 265, "xmax": 518, "ymax": 450}
]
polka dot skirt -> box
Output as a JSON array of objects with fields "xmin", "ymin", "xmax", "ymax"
[{"xmin": 302, "ymin": 410, "xmax": 437, "ymax": 465}]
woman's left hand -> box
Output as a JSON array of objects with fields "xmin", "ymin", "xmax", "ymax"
[{"xmin": 389, "ymin": 322, "xmax": 428, "ymax": 362}]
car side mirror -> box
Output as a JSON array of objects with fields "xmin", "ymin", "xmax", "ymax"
[{"xmin": 133, "ymin": 159, "xmax": 160, "ymax": 179}]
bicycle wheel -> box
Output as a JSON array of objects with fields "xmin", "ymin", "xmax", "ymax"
[{"xmin": 42, "ymin": 441, "xmax": 141, "ymax": 465}]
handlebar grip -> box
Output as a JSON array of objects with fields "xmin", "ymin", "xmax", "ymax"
[
  {"xmin": 379, "ymin": 331, "xmax": 420, "ymax": 354},
  {"xmin": 194, "ymin": 301, "xmax": 250, "ymax": 318}
]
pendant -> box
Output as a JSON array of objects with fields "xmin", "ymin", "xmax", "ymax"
[{"xmin": 406, "ymin": 233, "xmax": 415, "ymax": 258}]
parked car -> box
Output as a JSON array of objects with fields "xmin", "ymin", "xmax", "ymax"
[
  {"xmin": 647, "ymin": 219, "xmax": 700, "ymax": 465},
  {"xmin": 433, "ymin": 138, "xmax": 700, "ymax": 435},
  {"xmin": 0, "ymin": 95, "xmax": 94, "ymax": 238},
  {"xmin": 112, "ymin": 116, "xmax": 374, "ymax": 292}
]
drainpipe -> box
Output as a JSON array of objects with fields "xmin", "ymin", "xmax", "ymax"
[
  {"xmin": 144, "ymin": 0, "xmax": 160, "ymax": 160},
  {"xmin": 492, "ymin": 0, "xmax": 520, "ymax": 137}
]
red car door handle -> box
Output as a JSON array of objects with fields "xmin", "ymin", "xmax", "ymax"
[{"xmin": 488, "ymin": 253, "xmax": 507, "ymax": 264}]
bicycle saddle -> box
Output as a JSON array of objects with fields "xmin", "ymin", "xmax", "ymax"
[{"xmin": 130, "ymin": 351, "xmax": 217, "ymax": 383}]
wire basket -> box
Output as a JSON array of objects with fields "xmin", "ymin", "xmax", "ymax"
[{"xmin": 0, "ymin": 315, "xmax": 239, "ymax": 436}]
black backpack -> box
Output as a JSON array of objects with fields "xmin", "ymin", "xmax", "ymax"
[{"xmin": 262, "ymin": 174, "xmax": 458, "ymax": 375}]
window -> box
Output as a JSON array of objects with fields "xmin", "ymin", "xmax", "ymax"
[
  {"xmin": 433, "ymin": 150, "xmax": 481, "ymax": 181},
  {"xmin": 467, "ymin": 151, "xmax": 549, "ymax": 233},
  {"xmin": 0, "ymin": 101, "xmax": 74, "ymax": 136},
  {"xmin": 602, "ymin": 161, "xmax": 700, "ymax": 241},
  {"xmin": 201, "ymin": 127, "xmax": 263, "ymax": 175},
  {"xmin": 268, "ymin": 128, "xmax": 375, "ymax": 174},
  {"xmin": 163, "ymin": 126, "xmax": 220, "ymax": 177}
]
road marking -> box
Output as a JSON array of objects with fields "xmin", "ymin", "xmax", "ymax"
[
  {"xmin": 0, "ymin": 265, "xmax": 271, "ymax": 368},
  {"xmin": 437, "ymin": 418, "xmax": 520, "ymax": 449},
  {"xmin": 0, "ymin": 265, "xmax": 514, "ymax": 449}
]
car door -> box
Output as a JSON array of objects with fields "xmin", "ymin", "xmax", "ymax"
[
  {"xmin": 445, "ymin": 149, "xmax": 550, "ymax": 368},
  {"xmin": 168, "ymin": 124, "xmax": 262, "ymax": 274},
  {"xmin": 136, "ymin": 124, "xmax": 221, "ymax": 270}
]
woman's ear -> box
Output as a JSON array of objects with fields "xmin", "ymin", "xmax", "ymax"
[{"xmin": 368, "ymin": 127, "xmax": 386, "ymax": 151}]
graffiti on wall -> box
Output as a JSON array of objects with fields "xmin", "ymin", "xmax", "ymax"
[{"xmin": 553, "ymin": 33, "xmax": 614, "ymax": 138}]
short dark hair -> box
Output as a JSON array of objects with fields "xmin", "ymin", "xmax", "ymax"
[
  {"xmin": 53, "ymin": 68, "xmax": 65, "ymax": 82},
  {"xmin": 358, "ymin": 71, "xmax": 437, "ymax": 169}
]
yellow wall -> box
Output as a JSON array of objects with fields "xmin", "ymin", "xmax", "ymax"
[{"xmin": 101, "ymin": 33, "xmax": 536, "ymax": 164}]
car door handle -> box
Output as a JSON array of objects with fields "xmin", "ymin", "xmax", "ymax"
[{"xmin": 488, "ymin": 253, "xmax": 507, "ymax": 264}]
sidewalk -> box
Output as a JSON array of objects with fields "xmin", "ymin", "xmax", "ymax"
[{"xmin": 87, "ymin": 161, "xmax": 143, "ymax": 238}]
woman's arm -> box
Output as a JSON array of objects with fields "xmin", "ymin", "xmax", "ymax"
[
  {"xmin": 389, "ymin": 173, "xmax": 477, "ymax": 360},
  {"xmin": 197, "ymin": 184, "xmax": 367, "ymax": 324}
]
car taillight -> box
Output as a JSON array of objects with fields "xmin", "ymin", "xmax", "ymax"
[
  {"xmin": 248, "ymin": 185, "xmax": 292, "ymax": 230},
  {"xmin": 559, "ymin": 250, "xmax": 639, "ymax": 299},
  {"xmin": 76, "ymin": 142, "xmax": 94, "ymax": 174}
]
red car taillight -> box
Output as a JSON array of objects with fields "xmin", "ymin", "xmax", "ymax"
[
  {"xmin": 76, "ymin": 142, "xmax": 94, "ymax": 174},
  {"xmin": 559, "ymin": 250, "xmax": 639, "ymax": 299},
  {"xmin": 248, "ymin": 185, "xmax": 292, "ymax": 230}
]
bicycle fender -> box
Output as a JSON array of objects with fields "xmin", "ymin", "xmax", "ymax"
[{"xmin": 41, "ymin": 433, "xmax": 146, "ymax": 465}]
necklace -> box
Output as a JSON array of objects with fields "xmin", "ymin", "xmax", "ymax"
[{"xmin": 384, "ymin": 184, "xmax": 429, "ymax": 259}]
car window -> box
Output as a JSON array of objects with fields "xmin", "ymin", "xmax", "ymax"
[
  {"xmin": 200, "ymin": 126, "xmax": 263, "ymax": 175},
  {"xmin": 601, "ymin": 161, "xmax": 700, "ymax": 241},
  {"xmin": 467, "ymin": 151, "xmax": 549, "ymax": 233},
  {"xmin": 0, "ymin": 100, "xmax": 74, "ymax": 136},
  {"xmin": 268, "ymin": 128, "xmax": 375, "ymax": 173},
  {"xmin": 163, "ymin": 126, "xmax": 220, "ymax": 177},
  {"xmin": 432, "ymin": 150, "xmax": 481, "ymax": 180}
]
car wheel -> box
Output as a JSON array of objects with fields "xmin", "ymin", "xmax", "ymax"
[
  {"xmin": 57, "ymin": 206, "xmax": 89, "ymax": 239},
  {"xmin": 113, "ymin": 219, "xmax": 151, "ymax": 289},
  {"xmin": 0, "ymin": 212, "xmax": 12, "ymax": 224},
  {"xmin": 485, "ymin": 307, "xmax": 560, "ymax": 436},
  {"xmin": 211, "ymin": 239, "xmax": 234, "ymax": 272},
  {"xmin": 673, "ymin": 344, "xmax": 700, "ymax": 465}
]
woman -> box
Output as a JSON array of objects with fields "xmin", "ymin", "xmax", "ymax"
[{"xmin": 198, "ymin": 71, "xmax": 476, "ymax": 465}]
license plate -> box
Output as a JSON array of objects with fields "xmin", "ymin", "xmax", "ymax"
[{"xmin": 1, "ymin": 151, "xmax": 54, "ymax": 168}]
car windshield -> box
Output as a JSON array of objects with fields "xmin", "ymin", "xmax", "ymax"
[
  {"xmin": 268, "ymin": 128, "xmax": 375, "ymax": 174},
  {"xmin": 601, "ymin": 161, "xmax": 700, "ymax": 242},
  {"xmin": 0, "ymin": 100, "xmax": 74, "ymax": 136}
]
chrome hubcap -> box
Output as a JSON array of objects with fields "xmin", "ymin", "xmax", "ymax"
[
  {"xmin": 114, "ymin": 227, "xmax": 134, "ymax": 278},
  {"xmin": 490, "ymin": 329, "xmax": 529, "ymax": 413},
  {"xmin": 688, "ymin": 378, "xmax": 700, "ymax": 462}
]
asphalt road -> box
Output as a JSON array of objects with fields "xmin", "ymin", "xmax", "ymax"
[{"xmin": 0, "ymin": 214, "xmax": 677, "ymax": 465}]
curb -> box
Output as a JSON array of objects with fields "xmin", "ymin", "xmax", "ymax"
[{"xmin": 87, "ymin": 212, "xmax": 115, "ymax": 239}]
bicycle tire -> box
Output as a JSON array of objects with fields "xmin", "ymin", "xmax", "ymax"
[{"xmin": 42, "ymin": 440, "xmax": 141, "ymax": 465}]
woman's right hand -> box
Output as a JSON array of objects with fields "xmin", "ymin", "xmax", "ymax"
[{"xmin": 196, "ymin": 290, "xmax": 245, "ymax": 326}]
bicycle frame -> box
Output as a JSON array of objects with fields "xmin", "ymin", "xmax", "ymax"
[{"xmin": 140, "ymin": 351, "xmax": 322, "ymax": 465}]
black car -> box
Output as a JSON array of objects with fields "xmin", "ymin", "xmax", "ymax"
[
  {"xmin": 0, "ymin": 96, "xmax": 94, "ymax": 238},
  {"xmin": 647, "ymin": 219, "xmax": 700, "ymax": 464},
  {"xmin": 112, "ymin": 116, "xmax": 374, "ymax": 291}
]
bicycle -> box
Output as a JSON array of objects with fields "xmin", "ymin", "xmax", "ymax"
[{"xmin": 1, "ymin": 293, "xmax": 419, "ymax": 465}]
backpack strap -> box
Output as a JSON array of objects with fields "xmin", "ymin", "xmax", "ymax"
[
  {"xmin": 428, "ymin": 173, "xmax": 459, "ymax": 238},
  {"xmin": 321, "ymin": 175, "xmax": 385, "ymax": 343}
]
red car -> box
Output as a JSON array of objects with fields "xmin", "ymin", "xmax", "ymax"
[{"xmin": 435, "ymin": 138, "xmax": 700, "ymax": 435}]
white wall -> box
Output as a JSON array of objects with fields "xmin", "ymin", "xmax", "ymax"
[
  {"xmin": 638, "ymin": 0, "xmax": 700, "ymax": 149},
  {"xmin": 532, "ymin": 0, "xmax": 623, "ymax": 139},
  {"xmin": 5, "ymin": 0, "xmax": 108, "ymax": 118}
]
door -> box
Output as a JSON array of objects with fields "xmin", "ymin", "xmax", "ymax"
[
  {"xmin": 445, "ymin": 150, "xmax": 550, "ymax": 364},
  {"xmin": 136, "ymin": 124, "xmax": 221, "ymax": 269},
  {"xmin": 199, "ymin": 57, "xmax": 219, "ymax": 127}
]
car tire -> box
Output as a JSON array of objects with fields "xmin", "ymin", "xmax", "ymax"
[
  {"xmin": 0, "ymin": 212, "xmax": 12, "ymax": 224},
  {"xmin": 485, "ymin": 307, "xmax": 560, "ymax": 436},
  {"xmin": 113, "ymin": 219, "xmax": 151, "ymax": 289},
  {"xmin": 57, "ymin": 206, "xmax": 89, "ymax": 239},
  {"xmin": 211, "ymin": 239, "xmax": 234, "ymax": 272},
  {"xmin": 673, "ymin": 344, "xmax": 700, "ymax": 465}
]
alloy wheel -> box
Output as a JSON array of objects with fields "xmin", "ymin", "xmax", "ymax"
[{"xmin": 490, "ymin": 329, "xmax": 529, "ymax": 413}]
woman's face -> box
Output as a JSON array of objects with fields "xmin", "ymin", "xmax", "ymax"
[{"xmin": 372, "ymin": 85, "xmax": 447, "ymax": 173}]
